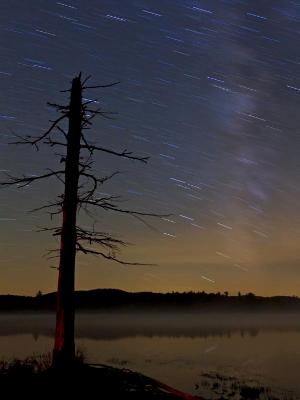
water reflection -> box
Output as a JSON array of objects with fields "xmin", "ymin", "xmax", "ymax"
[
  {"xmin": 0, "ymin": 313, "xmax": 300, "ymax": 396},
  {"xmin": 0, "ymin": 312, "xmax": 300, "ymax": 340}
]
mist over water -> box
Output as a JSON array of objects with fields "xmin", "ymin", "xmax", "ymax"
[{"xmin": 1, "ymin": 313, "xmax": 300, "ymax": 396}]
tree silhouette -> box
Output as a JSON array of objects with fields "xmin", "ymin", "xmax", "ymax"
[{"xmin": 1, "ymin": 73, "xmax": 161, "ymax": 367}]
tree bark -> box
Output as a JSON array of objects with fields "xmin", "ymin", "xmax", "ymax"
[{"xmin": 53, "ymin": 75, "xmax": 82, "ymax": 367}]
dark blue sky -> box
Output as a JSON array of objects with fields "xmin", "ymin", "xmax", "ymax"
[{"xmin": 0, "ymin": 0, "xmax": 300, "ymax": 295}]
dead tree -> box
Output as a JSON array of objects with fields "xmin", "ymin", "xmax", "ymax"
[{"xmin": 1, "ymin": 73, "xmax": 161, "ymax": 367}]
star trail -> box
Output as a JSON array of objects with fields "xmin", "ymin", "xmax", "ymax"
[{"xmin": 0, "ymin": 0, "xmax": 299, "ymax": 295}]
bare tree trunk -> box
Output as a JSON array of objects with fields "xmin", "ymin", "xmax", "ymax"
[
  {"xmin": 0, "ymin": 72, "xmax": 156, "ymax": 366},
  {"xmin": 53, "ymin": 75, "xmax": 82, "ymax": 367}
]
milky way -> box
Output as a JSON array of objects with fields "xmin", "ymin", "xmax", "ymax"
[{"xmin": 0, "ymin": 0, "xmax": 300, "ymax": 295}]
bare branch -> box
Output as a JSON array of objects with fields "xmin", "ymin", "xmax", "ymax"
[
  {"xmin": 44, "ymin": 249, "xmax": 60, "ymax": 260},
  {"xmin": 0, "ymin": 169, "xmax": 65, "ymax": 188},
  {"xmin": 82, "ymin": 99, "xmax": 98, "ymax": 107},
  {"xmin": 84, "ymin": 109, "xmax": 118, "ymax": 120},
  {"xmin": 36, "ymin": 226, "xmax": 62, "ymax": 236},
  {"xmin": 10, "ymin": 114, "xmax": 67, "ymax": 149},
  {"xmin": 44, "ymin": 137, "xmax": 67, "ymax": 148},
  {"xmin": 80, "ymin": 171, "xmax": 119, "ymax": 185},
  {"xmin": 79, "ymin": 199, "xmax": 167, "ymax": 218},
  {"xmin": 78, "ymin": 171, "xmax": 119, "ymax": 202},
  {"xmin": 80, "ymin": 132, "xmax": 93, "ymax": 152},
  {"xmin": 76, "ymin": 226, "xmax": 128, "ymax": 253},
  {"xmin": 81, "ymin": 144, "xmax": 149, "ymax": 163},
  {"xmin": 132, "ymin": 214, "xmax": 163, "ymax": 233},
  {"xmin": 83, "ymin": 81, "xmax": 120, "ymax": 90},
  {"xmin": 47, "ymin": 102, "xmax": 69, "ymax": 112},
  {"xmin": 75, "ymin": 241, "xmax": 153, "ymax": 266},
  {"xmin": 81, "ymin": 75, "xmax": 92, "ymax": 86},
  {"xmin": 30, "ymin": 200, "xmax": 63, "ymax": 213},
  {"xmin": 56, "ymin": 126, "xmax": 68, "ymax": 139}
]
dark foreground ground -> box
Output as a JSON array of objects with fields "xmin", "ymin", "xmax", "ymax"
[
  {"xmin": 0, "ymin": 361, "xmax": 298, "ymax": 399},
  {"xmin": 0, "ymin": 362, "xmax": 201, "ymax": 400}
]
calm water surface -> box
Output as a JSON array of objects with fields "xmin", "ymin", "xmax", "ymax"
[{"xmin": 0, "ymin": 313, "xmax": 299, "ymax": 397}]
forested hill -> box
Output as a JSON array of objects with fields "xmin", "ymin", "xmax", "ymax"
[{"xmin": 0, "ymin": 289, "xmax": 300, "ymax": 312}]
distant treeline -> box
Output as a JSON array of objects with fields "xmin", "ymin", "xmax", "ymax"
[{"xmin": 0, "ymin": 289, "xmax": 300, "ymax": 312}]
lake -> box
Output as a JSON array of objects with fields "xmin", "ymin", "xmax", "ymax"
[{"xmin": 0, "ymin": 312, "xmax": 299, "ymax": 398}]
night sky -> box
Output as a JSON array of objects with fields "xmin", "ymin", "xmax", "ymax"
[{"xmin": 0, "ymin": 0, "xmax": 300, "ymax": 296}]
